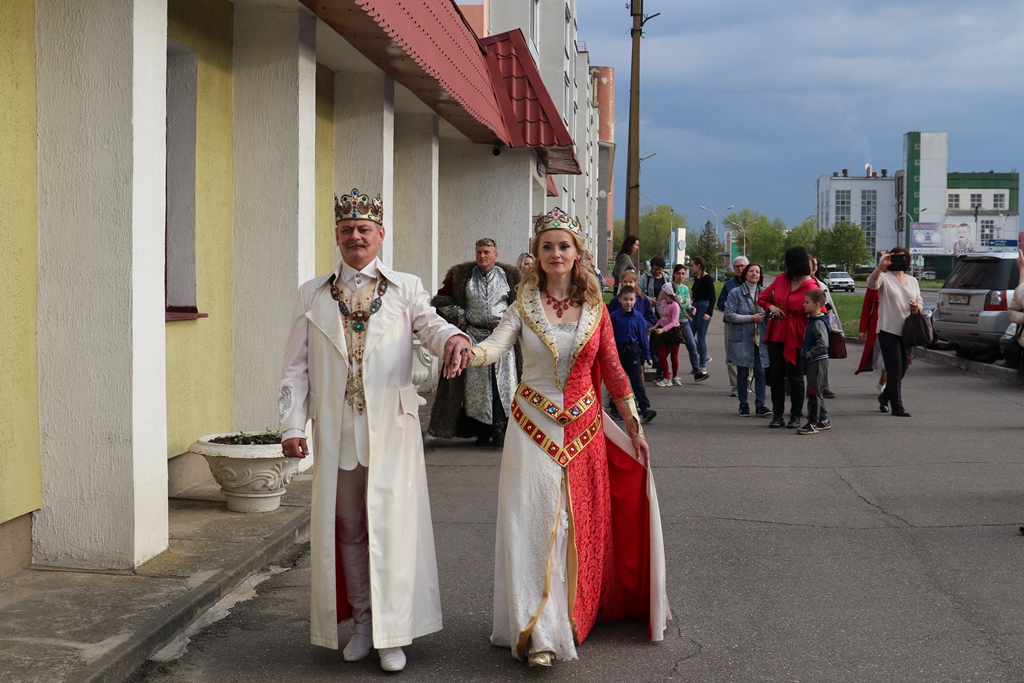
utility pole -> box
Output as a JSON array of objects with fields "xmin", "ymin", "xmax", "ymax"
[{"xmin": 624, "ymin": 0, "xmax": 659, "ymax": 238}]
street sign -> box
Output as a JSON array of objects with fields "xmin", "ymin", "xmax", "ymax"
[{"xmin": 986, "ymin": 239, "xmax": 1018, "ymax": 248}]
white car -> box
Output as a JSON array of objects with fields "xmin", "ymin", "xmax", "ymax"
[{"xmin": 823, "ymin": 271, "xmax": 855, "ymax": 292}]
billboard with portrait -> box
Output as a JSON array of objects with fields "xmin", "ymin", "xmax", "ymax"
[{"xmin": 910, "ymin": 222, "xmax": 978, "ymax": 255}]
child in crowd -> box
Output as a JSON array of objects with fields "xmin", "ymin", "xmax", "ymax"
[
  {"xmin": 799, "ymin": 289, "xmax": 831, "ymax": 435},
  {"xmin": 671, "ymin": 263, "xmax": 702, "ymax": 382},
  {"xmin": 608, "ymin": 286, "xmax": 656, "ymax": 424},
  {"xmin": 652, "ymin": 284, "xmax": 682, "ymax": 387}
]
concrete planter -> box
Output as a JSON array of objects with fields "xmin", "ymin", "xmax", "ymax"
[{"xmin": 188, "ymin": 433, "xmax": 300, "ymax": 513}]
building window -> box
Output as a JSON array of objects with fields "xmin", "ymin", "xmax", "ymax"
[
  {"xmin": 971, "ymin": 193, "xmax": 982, "ymax": 209},
  {"xmin": 835, "ymin": 189, "xmax": 851, "ymax": 225},
  {"xmin": 994, "ymin": 193, "xmax": 1006, "ymax": 210},
  {"xmin": 914, "ymin": 175, "xmax": 920, "ymax": 182},
  {"xmin": 948, "ymin": 193, "xmax": 960, "ymax": 209},
  {"xmin": 914, "ymin": 159, "xmax": 921, "ymax": 166},
  {"xmin": 980, "ymin": 219, "xmax": 995, "ymax": 246},
  {"xmin": 915, "ymin": 143, "xmax": 921, "ymax": 150},
  {"xmin": 861, "ymin": 190, "xmax": 877, "ymax": 253},
  {"xmin": 530, "ymin": 0, "xmax": 540, "ymax": 48}
]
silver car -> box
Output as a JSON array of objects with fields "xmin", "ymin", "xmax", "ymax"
[
  {"xmin": 933, "ymin": 252, "xmax": 1021, "ymax": 362},
  {"xmin": 823, "ymin": 271, "xmax": 856, "ymax": 292}
]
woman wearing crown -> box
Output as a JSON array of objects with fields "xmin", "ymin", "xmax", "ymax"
[{"xmin": 468, "ymin": 208, "xmax": 670, "ymax": 667}]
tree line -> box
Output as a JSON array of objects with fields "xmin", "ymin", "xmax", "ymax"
[{"xmin": 612, "ymin": 206, "xmax": 871, "ymax": 273}]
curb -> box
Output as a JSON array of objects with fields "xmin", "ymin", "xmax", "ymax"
[
  {"xmin": 844, "ymin": 335, "xmax": 1024, "ymax": 386},
  {"xmin": 73, "ymin": 508, "xmax": 311, "ymax": 683}
]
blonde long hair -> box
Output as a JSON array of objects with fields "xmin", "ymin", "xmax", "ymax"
[{"xmin": 519, "ymin": 229, "xmax": 604, "ymax": 307}]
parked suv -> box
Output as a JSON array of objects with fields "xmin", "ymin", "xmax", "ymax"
[
  {"xmin": 823, "ymin": 271, "xmax": 855, "ymax": 292},
  {"xmin": 933, "ymin": 252, "xmax": 1021, "ymax": 361}
]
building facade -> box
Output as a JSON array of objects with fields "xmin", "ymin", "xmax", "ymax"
[
  {"xmin": 0, "ymin": 0, "xmax": 586, "ymax": 577},
  {"xmin": 815, "ymin": 166, "xmax": 897, "ymax": 256}
]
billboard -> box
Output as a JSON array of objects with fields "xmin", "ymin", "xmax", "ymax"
[{"xmin": 910, "ymin": 222, "xmax": 981, "ymax": 255}]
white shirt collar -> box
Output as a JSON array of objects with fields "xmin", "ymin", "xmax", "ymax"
[{"xmin": 337, "ymin": 258, "xmax": 380, "ymax": 291}]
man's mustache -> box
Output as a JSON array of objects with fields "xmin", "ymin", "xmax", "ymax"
[{"xmin": 345, "ymin": 241, "xmax": 370, "ymax": 248}]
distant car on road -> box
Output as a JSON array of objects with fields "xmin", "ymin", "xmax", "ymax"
[
  {"xmin": 823, "ymin": 271, "xmax": 856, "ymax": 292},
  {"xmin": 933, "ymin": 252, "xmax": 1021, "ymax": 362},
  {"xmin": 920, "ymin": 271, "xmax": 937, "ymax": 280}
]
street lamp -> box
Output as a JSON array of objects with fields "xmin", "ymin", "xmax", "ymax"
[
  {"xmin": 726, "ymin": 218, "xmax": 754, "ymax": 257},
  {"xmin": 699, "ymin": 204, "xmax": 734, "ymax": 238}
]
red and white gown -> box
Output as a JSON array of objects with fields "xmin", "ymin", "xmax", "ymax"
[{"xmin": 470, "ymin": 288, "xmax": 670, "ymax": 661}]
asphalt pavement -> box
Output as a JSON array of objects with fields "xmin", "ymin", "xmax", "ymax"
[{"xmin": 122, "ymin": 323, "xmax": 1024, "ymax": 683}]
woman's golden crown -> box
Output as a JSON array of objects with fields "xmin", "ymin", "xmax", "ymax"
[
  {"xmin": 335, "ymin": 188, "xmax": 383, "ymax": 225},
  {"xmin": 533, "ymin": 207, "xmax": 582, "ymax": 237}
]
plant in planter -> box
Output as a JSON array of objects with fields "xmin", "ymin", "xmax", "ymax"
[{"xmin": 188, "ymin": 431, "xmax": 300, "ymax": 513}]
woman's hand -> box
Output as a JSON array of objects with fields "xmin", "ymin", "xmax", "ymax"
[
  {"xmin": 631, "ymin": 436, "xmax": 650, "ymax": 466},
  {"xmin": 751, "ymin": 312, "xmax": 765, "ymax": 323},
  {"xmin": 282, "ymin": 437, "xmax": 308, "ymax": 459},
  {"xmin": 702, "ymin": 313, "xmax": 710, "ymax": 321},
  {"xmin": 652, "ymin": 328, "xmax": 663, "ymax": 335},
  {"xmin": 768, "ymin": 305, "xmax": 786, "ymax": 318},
  {"xmin": 689, "ymin": 307, "xmax": 697, "ymax": 317},
  {"xmin": 858, "ymin": 332, "xmax": 866, "ymax": 342},
  {"xmin": 909, "ymin": 300, "xmax": 920, "ymax": 312}
]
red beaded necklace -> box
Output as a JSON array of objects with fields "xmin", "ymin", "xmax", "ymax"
[{"xmin": 543, "ymin": 290, "xmax": 576, "ymax": 318}]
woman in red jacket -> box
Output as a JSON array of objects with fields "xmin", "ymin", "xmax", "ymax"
[
  {"xmin": 854, "ymin": 286, "xmax": 887, "ymax": 394},
  {"xmin": 758, "ymin": 247, "xmax": 820, "ymax": 429}
]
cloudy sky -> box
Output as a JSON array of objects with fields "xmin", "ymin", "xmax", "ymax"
[{"xmin": 577, "ymin": 0, "xmax": 1024, "ymax": 232}]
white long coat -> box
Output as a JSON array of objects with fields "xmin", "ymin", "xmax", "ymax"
[{"xmin": 279, "ymin": 259, "xmax": 463, "ymax": 650}]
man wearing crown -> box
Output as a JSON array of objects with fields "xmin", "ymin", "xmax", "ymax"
[
  {"xmin": 427, "ymin": 238, "xmax": 522, "ymax": 446},
  {"xmin": 278, "ymin": 189, "xmax": 471, "ymax": 672}
]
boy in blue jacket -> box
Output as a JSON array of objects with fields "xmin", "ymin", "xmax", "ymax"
[
  {"xmin": 608, "ymin": 286, "xmax": 656, "ymax": 424},
  {"xmin": 798, "ymin": 289, "xmax": 831, "ymax": 434}
]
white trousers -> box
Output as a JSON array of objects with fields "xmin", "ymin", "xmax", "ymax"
[{"xmin": 336, "ymin": 466, "xmax": 372, "ymax": 636}]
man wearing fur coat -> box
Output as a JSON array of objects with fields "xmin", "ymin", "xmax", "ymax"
[
  {"xmin": 428, "ymin": 238, "xmax": 521, "ymax": 446},
  {"xmin": 279, "ymin": 189, "xmax": 470, "ymax": 672}
]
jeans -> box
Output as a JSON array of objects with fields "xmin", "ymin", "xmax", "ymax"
[
  {"xmin": 680, "ymin": 320, "xmax": 700, "ymax": 375},
  {"xmin": 767, "ymin": 341, "xmax": 805, "ymax": 419},
  {"xmin": 805, "ymin": 359, "xmax": 829, "ymax": 423},
  {"xmin": 877, "ymin": 331, "xmax": 909, "ymax": 410},
  {"xmin": 691, "ymin": 301, "xmax": 712, "ymax": 368},
  {"xmin": 737, "ymin": 351, "xmax": 766, "ymax": 410},
  {"xmin": 616, "ymin": 342, "xmax": 651, "ymax": 412}
]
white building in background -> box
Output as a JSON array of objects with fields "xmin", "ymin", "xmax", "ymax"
[{"xmin": 815, "ymin": 166, "xmax": 898, "ymax": 255}]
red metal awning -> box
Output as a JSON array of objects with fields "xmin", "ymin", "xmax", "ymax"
[
  {"xmin": 302, "ymin": 0, "xmax": 510, "ymax": 145},
  {"xmin": 480, "ymin": 29, "xmax": 581, "ymax": 175}
]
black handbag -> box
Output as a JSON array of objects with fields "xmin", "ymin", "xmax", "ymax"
[{"xmin": 901, "ymin": 311, "xmax": 934, "ymax": 356}]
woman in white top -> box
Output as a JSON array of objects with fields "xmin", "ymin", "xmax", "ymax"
[{"xmin": 866, "ymin": 246, "xmax": 923, "ymax": 416}]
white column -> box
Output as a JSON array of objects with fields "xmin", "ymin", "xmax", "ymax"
[
  {"xmin": 393, "ymin": 114, "xmax": 439, "ymax": 292},
  {"xmin": 334, "ymin": 72, "xmax": 395, "ymax": 266},
  {"xmin": 35, "ymin": 0, "xmax": 168, "ymax": 569},
  {"xmin": 232, "ymin": 5, "xmax": 317, "ymax": 431}
]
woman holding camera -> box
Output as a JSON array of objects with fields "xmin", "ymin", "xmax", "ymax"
[
  {"xmin": 758, "ymin": 247, "xmax": 820, "ymax": 428},
  {"xmin": 867, "ymin": 246, "xmax": 923, "ymax": 417}
]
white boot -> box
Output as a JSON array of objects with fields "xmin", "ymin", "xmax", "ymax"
[
  {"xmin": 340, "ymin": 542, "xmax": 373, "ymax": 662},
  {"xmin": 343, "ymin": 633, "xmax": 372, "ymax": 662},
  {"xmin": 379, "ymin": 646, "xmax": 406, "ymax": 672}
]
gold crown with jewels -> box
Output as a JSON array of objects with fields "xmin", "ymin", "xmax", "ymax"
[
  {"xmin": 533, "ymin": 207, "xmax": 582, "ymax": 238},
  {"xmin": 335, "ymin": 188, "xmax": 383, "ymax": 225}
]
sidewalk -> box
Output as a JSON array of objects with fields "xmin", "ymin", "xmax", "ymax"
[{"xmin": 0, "ymin": 476, "xmax": 313, "ymax": 683}]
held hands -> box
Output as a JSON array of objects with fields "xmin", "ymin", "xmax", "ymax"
[
  {"xmin": 442, "ymin": 335, "xmax": 473, "ymax": 379},
  {"xmin": 282, "ymin": 437, "xmax": 308, "ymax": 459}
]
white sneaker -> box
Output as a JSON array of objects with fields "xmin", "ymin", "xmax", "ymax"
[
  {"xmin": 655, "ymin": 378, "xmax": 672, "ymax": 387},
  {"xmin": 672, "ymin": 376, "xmax": 683, "ymax": 386},
  {"xmin": 343, "ymin": 633, "xmax": 372, "ymax": 662},
  {"xmin": 379, "ymin": 646, "xmax": 406, "ymax": 672}
]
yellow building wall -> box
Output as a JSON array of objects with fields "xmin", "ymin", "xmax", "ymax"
[
  {"xmin": 165, "ymin": 0, "xmax": 234, "ymax": 457},
  {"xmin": 316, "ymin": 62, "xmax": 336, "ymax": 275},
  {"xmin": 0, "ymin": 0, "xmax": 43, "ymax": 523}
]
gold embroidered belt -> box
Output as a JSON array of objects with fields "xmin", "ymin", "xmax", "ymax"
[
  {"xmin": 511, "ymin": 384, "xmax": 600, "ymax": 467},
  {"xmin": 517, "ymin": 384, "xmax": 596, "ymax": 426}
]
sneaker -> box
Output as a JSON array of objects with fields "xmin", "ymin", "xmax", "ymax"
[
  {"xmin": 797, "ymin": 422, "xmax": 819, "ymax": 435},
  {"xmin": 694, "ymin": 372, "xmax": 709, "ymax": 382},
  {"xmin": 738, "ymin": 405, "xmax": 750, "ymax": 417},
  {"xmin": 876, "ymin": 383, "xmax": 886, "ymax": 394},
  {"xmin": 755, "ymin": 405, "xmax": 771, "ymax": 418},
  {"xmin": 642, "ymin": 409, "xmax": 657, "ymax": 424},
  {"xmin": 705, "ymin": 357, "xmax": 713, "ymax": 364},
  {"xmin": 729, "ymin": 387, "xmax": 738, "ymax": 397},
  {"xmin": 768, "ymin": 416, "xmax": 785, "ymax": 428},
  {"xmin": 608, "ymin": 409, "xmax": 623, "ymax": 421},
  {"xmin": 655, "ymin": 378, "xmax": 672, "ymax": 387},
  {"xmin": 786, "ymin": 416, "xmax": 802, "ymax": 429},
  {"xmin": 822, "ymin": 388, "xmax": 836, "ymax": 399},
  {"xmin": 817, "ymin": 419, "xmax": 831, "ymax": 431},
  {"xmin": 672, "ymin": 376, "xmax": 684, "ymax": 386}
]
